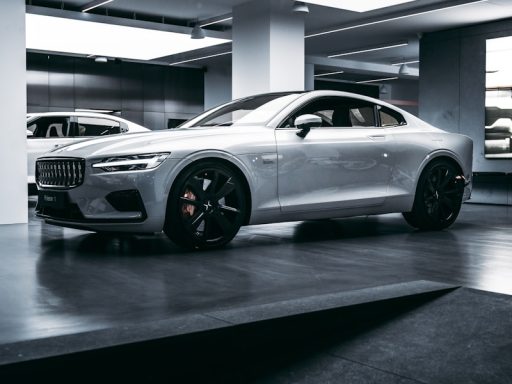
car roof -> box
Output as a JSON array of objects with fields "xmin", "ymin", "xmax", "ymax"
[{"xmin": 27, "ymin": 112, "xmax": 150, "ymax": 130}]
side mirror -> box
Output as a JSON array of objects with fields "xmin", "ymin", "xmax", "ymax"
[
  {"xmin": 294, "ymin": 114, "xmax": 322, "ymax": 138},
  {"xmin": 26, "ymin": 129, "xmax": 33, "ymax": 138}
]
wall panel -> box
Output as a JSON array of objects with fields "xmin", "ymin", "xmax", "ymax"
[
  {"xmin": 27, "ymin": 53, "xmax": 205, "ymax": 130},
  {"xmin": 48, "ymin": 55, "xmax": 75, "ymax": 109}
]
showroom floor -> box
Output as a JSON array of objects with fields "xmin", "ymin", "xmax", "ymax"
[{"xmin": 0, "ymin": 200, "xmax": 511, "ymax": 345}]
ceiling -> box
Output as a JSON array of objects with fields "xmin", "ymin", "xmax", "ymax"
[{"xmin": 27, "ymin": 0, "xmax": 512, "ymax": 82}]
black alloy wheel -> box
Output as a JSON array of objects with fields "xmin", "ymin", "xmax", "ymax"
[
  {"xmin": 403, "ymin": 159, "xmax": 465, "ymax": 230},
  {"xmin": 165, "ymin": 162, "xmax": 246, "ymax": 249}
]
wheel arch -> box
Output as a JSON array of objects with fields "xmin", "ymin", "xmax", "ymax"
[
  {"xmin": 164, "ymin": 152, "xmax": 253, "ymax": 226},
  {"xmin": 414, "ymin": 150, "xmax": 465, "ymax": 193}
]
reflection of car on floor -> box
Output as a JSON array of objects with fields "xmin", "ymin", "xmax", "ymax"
[
  {"xmin": 27, "ymin": 112, "xmax": 149, "ymax": 185},
  {"xmin": 35, "ymin": 91, "xmax": 473, "ymax": 249}
]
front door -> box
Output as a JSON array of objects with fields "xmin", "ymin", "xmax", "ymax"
[{"xmin": 275, "ymin": 96, "xmax": 394, "ymax": 212}]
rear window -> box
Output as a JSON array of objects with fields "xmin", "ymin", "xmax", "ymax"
[
  {"xmin": 378, "ymin": 106, "xmax": 407, "ymax": 127},
  {"xmin": 76, "ymin": 117, "xmax": 121, "ymax": 136}
]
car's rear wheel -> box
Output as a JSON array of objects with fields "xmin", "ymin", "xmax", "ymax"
[
  {"xmin": 403, "ymin": 159, "xmax": 465, "ymax": 230},
  {"xmin": 165, "ymin": 162, "xmax": 246, "ymax": 249}
]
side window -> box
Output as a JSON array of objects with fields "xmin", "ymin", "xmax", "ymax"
[
  {"xmin": 280, "ymin": 97, "xmax": 378, "ymax": 128},
  {"xmin": 76, "ymin": 117, "xmax": 121, "ymax": 137},
  {"xmin": 348, "ymin": 105, "xmax": 376, "ymax": 127},
  {"xmin": 27, "ymin": 116, "xmax": 71, "ymax": 138},
  {"xmin": 281, "ymin": 99, "xmax": 337, "ymax": 128},
  {"xmin": 378, "ymin": 106, "xmax": 407, "ymax": 127}
]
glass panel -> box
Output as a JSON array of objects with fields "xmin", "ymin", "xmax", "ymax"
[
  {"xmin": 76, "ymin": 117, "xmax": 121, "ymax": 136},
  {"xmin": 27, "ymin": 116, "xmax": 71, "ymax": 138},
  {"xmin": 379, "ymin": 106, "xmax": 406, "ymax": 127},
  {"xmin": 485, "ymin": 36, "xmax": 512, "ymax": 158}
]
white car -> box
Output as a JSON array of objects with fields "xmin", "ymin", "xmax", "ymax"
[
  {"xmin": 27, "ymin": 112, "xmax": 149, "ymax": 186},
  {"xmin": 36, "ymin": 91, "xmax": 473, "ymax": 249}
]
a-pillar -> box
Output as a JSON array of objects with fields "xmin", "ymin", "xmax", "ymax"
[
  {"xmin": 232, "ymin": 0, "xmax": 305, "ymax": 99},
  {"xmin": 0, "ymin": 0, "xmax": 27, "ymax": 224}
]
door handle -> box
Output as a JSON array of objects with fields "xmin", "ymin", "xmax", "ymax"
[{"xmin": 368, "ymin": 135, "xmax": 386, "ymax": 141}]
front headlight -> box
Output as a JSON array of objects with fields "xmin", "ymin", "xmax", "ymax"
[{"xmin": 92, "ymin": 153, "xmax": 170, "ymax": 172}]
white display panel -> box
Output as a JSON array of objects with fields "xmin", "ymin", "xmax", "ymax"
[
  {"xmin": 485, "ymin": 36, "xmax": 512, "ymax": 159},
  {"xmin": 26, "ymin": 14, "xmax": 230, "ymax": 61}
]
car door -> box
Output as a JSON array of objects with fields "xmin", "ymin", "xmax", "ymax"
[
  {"xmin": 275, "ymin": 96, "xmax": 394, "ymax": 212},
  {"xmin": 26, "ymin": 115, "xmax": 75, "ymax": 183}
]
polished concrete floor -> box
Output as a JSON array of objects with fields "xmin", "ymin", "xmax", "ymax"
[{"xmin": 0, "ymin": 199, "xmax": 511, "ymax": 344}]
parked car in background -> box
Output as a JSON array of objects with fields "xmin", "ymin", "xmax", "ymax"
[
  {"xmin": 35, "ymin": 91, "xmax": 473, "ymax": 249},
  {"xmin": 27, "ymin": 112, "xmax": 149, "ymax": 187}
]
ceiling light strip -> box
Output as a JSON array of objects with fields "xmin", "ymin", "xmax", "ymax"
[
  {"xmin": 82, "ymin": 0, "xmax": 114, "ymax": 13},
  {"xmin": 329, "ymin": 42, "xmax": 408, "ymax": 58},
  {"xmin": 200, "ymin": 17, "xmax": 233, "ymax": 28},
  {"xmin": 302, "ymin": 0, "xmax": 414, "ymax": 13},
  {"xmin": 314, "ymin": 70, "xmax": 345, "ymax": 77},
  {"xmin": 306, "ymin": 0, "xmax": 488, "ymax": 38},
  {"xmin": 392, "ymin": 59, "xmax": 419, "ymax": 66},
  {"xmin": 357, "ymin": 77, "xmax": 398, "ymax": 84},
  {"xmin": 169, "ymin": 51, "xmax": 232, "ymax": 66}
]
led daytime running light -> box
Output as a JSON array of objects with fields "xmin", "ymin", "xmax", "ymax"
[{"xmin": 93, "ymin": 153, "xmax": 170, "ymax": 172}]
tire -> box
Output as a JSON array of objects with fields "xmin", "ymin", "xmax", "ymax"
[
  {"xmin": 403, "ymin": 159, "xmax": 465, "ymax": 230},
  {"xmin": 164, "ymin": 161, "xmax": 247, "ymax": 249}
]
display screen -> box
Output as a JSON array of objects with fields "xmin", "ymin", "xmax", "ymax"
[{"xmin": 485, "ymin": 36, "xmax": 512, "ymax": 158}]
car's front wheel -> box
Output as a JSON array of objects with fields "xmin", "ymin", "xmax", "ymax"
[
  {"xmin": 165, "ymin": 161, "xmax": 247, "ymax": 249},
  {"xmin": 403, "ymin": 159, "xmax": 465, "ymax": 230}
]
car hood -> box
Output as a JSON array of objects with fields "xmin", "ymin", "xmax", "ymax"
[{"xmin": 47, "ymin": 126, "xmax": 270, "ymax": 159}]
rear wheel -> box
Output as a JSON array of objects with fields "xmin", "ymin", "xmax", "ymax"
[
  {"xmin": 165, "ymin": 162, "xmax": 246, "ymax": 249},
  {"xmin": 403, "ymin": 159, "xmax": 465, "ymax": 230}
]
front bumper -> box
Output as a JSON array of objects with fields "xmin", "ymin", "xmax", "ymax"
[{"xmin": 36, "ymin": 158, "xmax": 181, "ymax": 233}]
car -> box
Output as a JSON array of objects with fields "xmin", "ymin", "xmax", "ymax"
[
  {"xmin": 35, "ymin": 91, "xmax": 473, "ymax": 249},
  {"xmin": 26, "ymin": 112, "xmax": 150, "ymax": 187}
]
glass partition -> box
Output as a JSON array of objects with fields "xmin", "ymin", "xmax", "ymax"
[{"xmin": 485, "ymin": 36, "xmax": 512, "ymax": 158}]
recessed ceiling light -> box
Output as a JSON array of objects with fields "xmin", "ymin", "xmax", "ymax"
[
  {"xmin": 357, "ymin": 77, "xmax": 398, "ymax": 84},
  {"xmin": 314, "ymin": 70, "xmax": 344, "ymax": 77},
  {"xmin": 81, "ymin": 0, "xmax": 114, "ymax": 13},
  {"xmin": 306, "ymin": 0, "xmax": 488, "ymax": 38},
  {"xmin": 302, "ymin": 0, "xmax": 415, "ymax": 12},
  {"xmin": 200, "ymin": 17, "xmax": 233, "ymax": 28},
  {"xmin": 392, "ymin": 59, "xmax": 419, "ymax": 66},
  {"xmin": 169, "ymin": 51, "xmax": 232, "ymax": 66},
  {"xmin": 25, "ymin": 14, "xmax": 230, "ymax": 61},
  {"xmin": 329, "ymin": 42, "xmax": 408, "ymax": 58}
]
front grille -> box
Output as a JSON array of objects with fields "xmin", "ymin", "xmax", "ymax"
[{"xmin": 36, "ymin": 158, "xmax": 85, "ymax": 189}]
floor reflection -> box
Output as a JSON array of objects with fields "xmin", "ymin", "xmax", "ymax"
[{"xmin": 0, "ymin": 202, "xmax": 510, "ymax": 344}]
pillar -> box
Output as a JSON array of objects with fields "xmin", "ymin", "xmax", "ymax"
[
  {"xmin": 232, "ymin": 0, "xmax": 305, "ymax": 99},
  {"xmin": 0, "ymin": 0, "xmax": 27, "ymax": 224}
]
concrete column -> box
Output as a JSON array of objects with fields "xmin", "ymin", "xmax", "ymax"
[
  {"xmin": 305, "ymin": 63, "xmax": 315, "ymax": 91},
  {"xmin": 232, "ymin": 0, "xmax": 305, "ymax": 99},
  {"xmin": 0, "ymin": 0, "xmax": 27, "ymax": 224}
]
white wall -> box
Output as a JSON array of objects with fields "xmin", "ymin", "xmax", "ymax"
[{"xmin": 0, "ymin": 0, "xmax": 27, "ymax": 224}]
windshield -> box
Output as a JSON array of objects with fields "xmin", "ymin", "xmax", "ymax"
[{"xmin": 181, "ymin": 93, "xmax": 302, "ymax": 128}]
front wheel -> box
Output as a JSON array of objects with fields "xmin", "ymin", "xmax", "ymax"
[
  {"xmin": 403, "ymin": 160, "xmax": 465, "ymax": 230},
  {"xmin": 164, "ymin": 162, "xmax": 247, "ymax": 249}
]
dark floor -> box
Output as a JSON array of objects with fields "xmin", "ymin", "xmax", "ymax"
[
  {"xmin": 3, "ymin": 285, "xmax": 512, "ymax": 384},
  {"xmin": 0, "ymin": 200, "xmax": 511, "ymax": 344}
]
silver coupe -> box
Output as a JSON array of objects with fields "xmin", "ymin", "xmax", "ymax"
[{"xmin": 35, "ymin": 91, "xmax": 473, "ymax": 249}]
